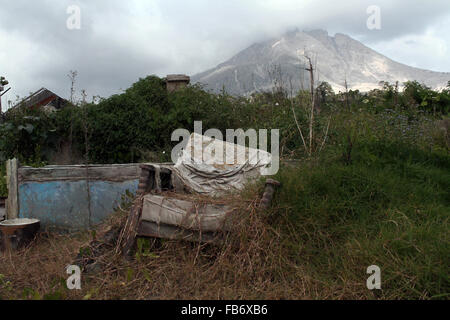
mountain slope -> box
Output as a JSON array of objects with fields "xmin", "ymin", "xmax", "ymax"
[{"xmin": 192, "ymin": 30, "xmax": 450, "ymax": 95}]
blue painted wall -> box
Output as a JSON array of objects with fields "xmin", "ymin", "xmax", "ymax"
[{"xmin": 19, "ymin": 179, "xmax": 138, "ymax": 231}]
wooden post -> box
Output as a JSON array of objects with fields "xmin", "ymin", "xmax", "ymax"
[
  {"xmin": 6, "ymin": 158, "xmax": 19, "ymax": 220},
  {"xmin": 259, "ymin": 179, "xmax": 281, "ymax": 210},
  {"xmin": 115, "ymin": 164, "xmax": 153, "ymax": 257}
]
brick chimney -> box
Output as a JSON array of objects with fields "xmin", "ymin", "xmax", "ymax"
[{"xmin": 166, "ymin": 74, "xmax": 190, "ymax": 93}]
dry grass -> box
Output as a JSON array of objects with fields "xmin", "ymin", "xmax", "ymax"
[
  {"xmin": 0, "ymin": 232, "xmax": 89, "ymax": 299},
  {"xmin": 0, "ymin": 185, "xmax": 319, "ymax": 300},
  {"xmin": 0, "ymin": 181, "xmax": 390, "ymax": 300}
]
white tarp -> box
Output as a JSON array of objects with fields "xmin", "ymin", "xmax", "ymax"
[
  {"xmin": 172, "ymin": 133, "xmax": 272, "ymax": 195},
  {"xmin": 141, "ymin": 194, "xmax": 234, "ymax": 232}
]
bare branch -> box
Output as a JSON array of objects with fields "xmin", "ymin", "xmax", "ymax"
[
  {"xmin": 289, "ymin": 80, "xmax": 308, "ymax": 154},
  {"xmin": 318, "ymin": 116, "xmax": 332, "ymax": 154}
]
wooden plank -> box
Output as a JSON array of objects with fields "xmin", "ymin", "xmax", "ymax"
[
  {"xmin": 138, "ymin": 220, "xmax": 223, "ymax": 244},
  {"xmin": 18, "ymin": 164, "xmax": 140, "ymax": 183},
  {"xmin": 141, "ymin": 194, "xmax": 234, "ymax": 232},
  {"xmin": 116, "ymin": 165, "xmax": 153, "ymax": 257},
  {"xmin": 117, "ymin": 196, "xmax": 144, "ymax": 257},
  {"xmin": 18, "ymin": 163, "xmax": 174, "ymax": 183},
  {"xmin": 6, "ymin": 159, "xmax": 19, "ymax": 219}
]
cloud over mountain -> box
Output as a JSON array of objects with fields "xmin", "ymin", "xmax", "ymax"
[{"xmin": 192, "ymin": 30, "xmax": 450, "ymax": 95}]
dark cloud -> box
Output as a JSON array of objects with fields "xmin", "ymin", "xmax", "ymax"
[{"xmin": 0, "ymin": 0, "xmax": 449, "ymax": 108}]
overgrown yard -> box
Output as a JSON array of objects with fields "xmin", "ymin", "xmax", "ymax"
[
  {"xmin": 0, "ymin": 76, "xmax": 449, "ymax": 299},
  {"xmin": 1, "ymin": 138, "xmax": 448, "ymax": 300}
]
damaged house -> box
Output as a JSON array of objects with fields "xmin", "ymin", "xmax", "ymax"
[
  {"xmin": 1, "ymin": 133, "xmax": 279, "ymax": 252},
  {"xmin": 13, "ymin": 88, "xmax": 69, "ymax": 112}
]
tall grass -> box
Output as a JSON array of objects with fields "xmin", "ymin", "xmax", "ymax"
[
  {"xmin": 0, "ymin": 104, "xmax": 448, "ymax": 300},
  {"xmin": 272, "ymin": 138, "xmax": 449, "ymax": 299}
]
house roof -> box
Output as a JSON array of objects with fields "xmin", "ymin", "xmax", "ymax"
[
  {"xmin": 166, "ymin": 74, "xmax": 190, "ymax": 82},
  {"xmin": 14, "ymin": 88, "xmax": 68, "ymax": 110}
]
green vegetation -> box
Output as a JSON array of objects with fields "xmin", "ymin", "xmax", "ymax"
[
  {"xmin": 0, "ymin": 75, "xmax": 448, "ymax": 299},
  {"xmin": 0, "ymin": 76, "xmax": 448, "ymax": 166},
  {"xmin": 272, "ymin": 137, "xmax": 449, "ymax": 298}
]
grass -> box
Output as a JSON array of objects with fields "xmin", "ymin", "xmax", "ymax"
[
  {"xmin": 0, "ymin": 110, "xmax": 449, "ymax": 300},
  {"xmin": 0, "ymin": 193, "xmax": 305, "ymax": 300},
  {"xmin": 0, "ymin": 232, "xmax": 89, "ymax": 300},
  {"xmin": 271, "ymin": 140, "xmax": 449, "ymax": 299}
]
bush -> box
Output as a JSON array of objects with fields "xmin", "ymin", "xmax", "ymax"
[{"xmin": 0, "ymin": 163, "xmax": 6, "ymax": 197}]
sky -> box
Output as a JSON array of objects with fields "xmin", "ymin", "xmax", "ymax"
[{"xmin": 0, "ymin": 0, "xmax": 449, "ymax": 110}]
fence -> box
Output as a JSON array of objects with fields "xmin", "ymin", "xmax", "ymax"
[{"xmin": 4, "ymin": 159, "xmax": 170, "ymax": 231}]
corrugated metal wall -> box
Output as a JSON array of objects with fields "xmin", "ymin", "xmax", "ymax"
[{"xmin": 15, "ymin": 164, "xmax": 157, "ymax": 231}]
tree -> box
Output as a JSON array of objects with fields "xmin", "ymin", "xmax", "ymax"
[
  {"xmin": 289, "ymin": 53, "xmax": 331, "ymax": 157},
  {"xmin": 316, "ymin": 81, "xmax": 334, "ymax": 110}
]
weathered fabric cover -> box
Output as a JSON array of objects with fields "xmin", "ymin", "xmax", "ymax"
[
  {"xmin": 172, "ymin": 133, "xmax": 272, "ymax": 195},
  {"xmin": 141, "ymin": 194, "xmax": 234, "ymax": 232}
]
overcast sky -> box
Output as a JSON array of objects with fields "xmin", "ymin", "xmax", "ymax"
[{"xmin": 1, "ymin": 0, "xmax": 449, "ymax": 110}]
